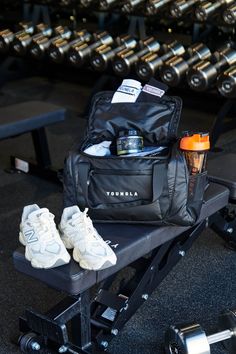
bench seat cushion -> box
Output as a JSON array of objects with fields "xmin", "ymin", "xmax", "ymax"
[
  {"xmin": 13, "ymin": 183, "xmax": 229, "ymax": 295},
  {"xmin": 208, "ymin": 153, "xmax": 236, "ymax": 200},
  {"xmin": 0, "ymin": 101, "xmax": 66, "ymax": 140}
]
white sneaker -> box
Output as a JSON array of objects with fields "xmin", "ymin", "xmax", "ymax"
[
  {"xmin": 59, "ymin": 206, "xmax": 117, "ymax": 271},
  {"xmin": 19, "ymin": 204, "xmax": 71, "ymax": 269}
]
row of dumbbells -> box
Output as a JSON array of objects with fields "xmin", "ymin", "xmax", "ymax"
[
  {"xmin": 28, "ymin": 0, "xmax": 236, "ymax": 24},
  {"xmin": 0, "ymin": 22, "xmax": 236, "ymax": 97}
]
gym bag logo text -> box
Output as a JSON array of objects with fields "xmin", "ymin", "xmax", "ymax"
[{"xmin": 106, "ymin": 191, "xmax": 139, "ymax": 197}]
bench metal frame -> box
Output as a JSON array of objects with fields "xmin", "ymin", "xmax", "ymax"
[
  {"xmin": 10, "ymin": 127, "xmax": 61, "ymax": 184},
  {"xmin": 18, "ymin": 221, "xmax": 207, "ymax": 353}
]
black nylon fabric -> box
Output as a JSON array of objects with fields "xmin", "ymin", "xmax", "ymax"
[
  {"xmin": 81, "ymin": 91, "xmax": 182, "ymax": 148},
  {"xmin": 63, "ymin": 91, "xmax": 206, "ymax": 226}
]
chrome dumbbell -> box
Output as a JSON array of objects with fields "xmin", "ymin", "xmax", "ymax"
[
  {"xmin": 0, "ymin": 29, "xmax": 14, "ymax": 54},
  {"xmin": 195, "ymin": 0, "xmax": 234, "ymax": 22},
  {"xmin": 48, "ymin": 29, "xmax": 91, "ymax": 63},
  {"xmin": 160, "ymin": 43, "xmax": 211, "ymax": 86},
  {"xmin": 100, "ymin": 0, "xmax": 121, "ymax": 10},
  {"xmin": 0, "ymin": 21, "xmax": 34, "ymax": 54},
  {"xmin": 29, "ymin": 26, "xmax": 72, "ymax": 60},
  {"xmin": 136, "ymin": 41, "xmax": 185, "ymax": 81},
  {"xmin": 122, "ymin": 0, "xmax": 146, "ymax": 13},
  {"xmin": 80, "ymin": 0, "xmax": 99, "ymax": 7},
  {"xmin": 170, "ymin": 0, "xmax": 203, "ymax": 18},
  {"xmin": 146, "ymin": 0, "xmax": 172, "ymax": 15},
  {"xmin": 187, "ymin": 46, "xmax": 236, "ymax": 91},
  {"xmin": 112, "ymin": 36, "xmax": 160, "ymax": 77},
  {"xmin": 68, "ymin": 31, "xmax": 113, "ymax": 67},
  {"xmin": 12, "ymin": 23, "xmax": 52, "ymax": 56},
  {"xmin": 223, "ymin": 2, "xmax": 236, "ymax": 24},
  {"xmin": 90, "ymin": 34, "xmax": 137, "ymax": 72},
  {"xmin": 165, "ymin": 309, "xmax": 236, "ymax": 354},
  {"xmin": 217, "ymin": 65, "xmax": 236, "ymax": 97}
]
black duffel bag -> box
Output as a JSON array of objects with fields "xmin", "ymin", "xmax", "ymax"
[{"xmin": 63, "ymin": 91, "xmax": 207, "ymax": 226}]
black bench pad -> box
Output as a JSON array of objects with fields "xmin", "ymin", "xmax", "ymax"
[
  {"xmin": 13, "ymin": 183, "xmax": 229, "ymax": 296},
  {"xmin": 208, "ymin": 153, "xmax": 236, "ymax": 200},
  {"xmin": 0, "ymin": 101, "xmax": 66, "ymax": 140}
]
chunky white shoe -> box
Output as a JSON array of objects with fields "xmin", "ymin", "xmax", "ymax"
[
  {"xmin": 19, "ymin": 204, "xmax": 71, "ymax": 269},
  {"xmin": 59, "ymin": 206, "xmax": 117, "ymax": 271}
]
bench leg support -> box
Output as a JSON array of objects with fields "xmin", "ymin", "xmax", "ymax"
[{"xmin": 210, "ymin": 206, "xmax": 236, "ymax": 250}]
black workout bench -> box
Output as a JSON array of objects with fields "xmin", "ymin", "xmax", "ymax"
[
  {"xmin": 13, "ymin": 153, "xmax": 236, "ymax": 354},
  {"xmin": 0, "ymin": 100, "xmax": 66, "ymax": 183}
]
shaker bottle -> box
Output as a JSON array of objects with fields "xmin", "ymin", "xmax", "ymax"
[{"xmin": 180, "ymin": 132, "xmax": 210, "ymax": 175}]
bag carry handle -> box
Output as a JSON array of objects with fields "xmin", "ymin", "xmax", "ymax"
[{"xmin": 78, "ymin": 162, "xmax": 167, "ymax": 209}]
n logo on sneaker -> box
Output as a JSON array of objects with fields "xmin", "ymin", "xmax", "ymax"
[{"xmin": 24, "ymin": 230, "xmax": 38, "ymax": 243}]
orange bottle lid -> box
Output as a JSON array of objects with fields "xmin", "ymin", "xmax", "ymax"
[{"xmin": 180, "ymin": 133, "xmax": 210, "ymax": 151}]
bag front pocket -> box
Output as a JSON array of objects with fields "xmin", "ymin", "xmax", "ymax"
[
  {"xmin": 88, "ymin": 169, "xmax": 153, "ymax": 207},
  {"xmin": 77, "ymin": 157, "xmax": 168, "ymax": 212}
]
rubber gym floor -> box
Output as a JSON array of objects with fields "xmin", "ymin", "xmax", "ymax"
[{"xmin": 0, "ymin": 76, "xmax": 235, "ymax": 354}]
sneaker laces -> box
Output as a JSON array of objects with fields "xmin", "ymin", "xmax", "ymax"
[
  {"xmin": 29, "ymin": 210, "xmax": 58, "ymax": 243},
  {"xmin": 70, "ymin": 209, "xmax": 101, "ymax": 242}
]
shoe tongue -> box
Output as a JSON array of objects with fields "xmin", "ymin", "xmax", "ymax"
[{"xmin": 29, "ymin": 208, "xmax": 50, "ymax": 220}]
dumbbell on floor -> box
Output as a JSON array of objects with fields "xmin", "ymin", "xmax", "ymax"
[
  {"xmin": 165, "ymin": 309, "xmax": 236, "ymax": 354},
  {"xmin": 112, "ymin": 36, "xmax": 160, "ymax": 76},
  {"xmin": 136, "ymin": 40, "xmax": 185, "ymax": 81},
  {"xmin": 187, "ymin": 46, "xmax": 236, "ymax": 91},
  {"xmin": 160, "ymin": 43, "xmax": 211, "ymax": 86},
  {"xmin": 217, "ymin": 65, "xmax": 236, "ymax": 97}
]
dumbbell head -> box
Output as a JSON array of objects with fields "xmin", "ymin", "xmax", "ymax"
[
  {"xmin": 146, "ymin": 0, "xmax": 171, "ymax": 15},
  {"xmin": 195, "ymin": 1, "xmax": 218, "ymax": 21},
  {"xmin": 187, "ymin": 60, "xmax": 217, "ymax": 91},
  {"xmin": 100, "ymin": 0, "xmax": 118, "ymax": 10},
  {"xmin": 48, "ymin": 38, "xmax": 69, "ymax": 63},
  {"xmin": 11, "ymin": 33, "xmax": 32, "ymax": 56},
  {"xmin": 223, "ymin": 3, "xmax": 236, "ymax": 24},
  {"xmin": 165, "ymin": 323, "xmax": 211, "ymax": 354},
  {"xmin": 187, "ymin": 48, "xmax": 236, "ymax": 91},
  {"xmin": 217, "ymin": 66, "xmax": 236, "ymax": 97},
  {"xmin": 90, "ymin": 35, "xmax": 136, "ymax": 71},
  {"xmin": 48, "ymin": 30, "xmax": 91, "ymax": 64},
  {"xmin": 30, "ymin": 35, "xmax": 50, "ymax": 59},
  {"xmin": 136, "ymin": 41, "xmax": 185, "ymax": 81},
  {"xmin": 113, "ymin": 37, "xmax": 160, "ymax": 77},
  {"xmin": 170, "ymin": 0, "xmax": 192, "ymax": 18},
  {"xmin": 0, "ymin": 29, "xmax": 14, "ymax": 53},
  {"xmin": 80, "ymin": 0, "xmax": 93, "ymax": 6},
  {"xmin": 160, "ymin": 43, "xmax": 211, "ymax": 86},
  {"xmin": 122, "ymin": 0, "xmax": 144, "ymax": 13},
  {"xmin": 68, "ymin": 31, "xmax": 113, "ymax": 67},
  {"xmin": 218, "ymin": 309, "xmax": 236, "ymax": 352},
  {"xmin": 90, "ymin": 44, "xmax": 113, "ymax": 71}
]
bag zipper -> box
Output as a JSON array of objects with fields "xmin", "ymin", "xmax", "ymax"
[{"xmin": 91, "ymin": 169, "xmax": 152, "ymax": 176}]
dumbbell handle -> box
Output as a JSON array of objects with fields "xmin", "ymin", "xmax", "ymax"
[{"xmin": 207, "ymin": 329, "xmax": 233, "ymax": 345}]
